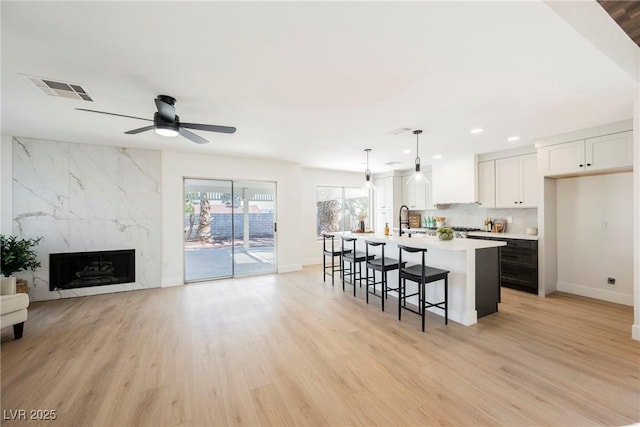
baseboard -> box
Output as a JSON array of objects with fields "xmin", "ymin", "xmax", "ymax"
[
  {"xmin": 557, "ymin": 281, "xmax": 634, "ymax": 306},
  {"xmin": 278, "ymin": 264, "xmax": 302, "ymax": 273},
  {"xmin": 632, "ymin": 324, "xmax": 640, "ymax": 341},
  {"xmin": 303, "ymin": 257, "xmax": 321, "ymax": 266},
  {"xmin": 162, "ymin": 281, "xmax": 184, "ymax": 288},
  {"xmin": 162, "ymin": 277, "xmax": 184, "ymax": 287}
]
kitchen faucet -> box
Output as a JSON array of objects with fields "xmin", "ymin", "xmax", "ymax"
[{"xmin": 399, "ymin": 204, "xmax": 411, "ymax": 237}]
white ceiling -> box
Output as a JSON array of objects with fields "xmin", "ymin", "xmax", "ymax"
[{"xmin": 1, "ymin": 1, "xmax": 638, "ymax": 174}]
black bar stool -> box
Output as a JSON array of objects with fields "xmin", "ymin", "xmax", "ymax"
[
  {"xmin": 398, "ymin": 245, "xmax": 449, "ymax": 332},
  {"xmin": 323, "ymin": 234, "xmax": 351, "ymax": 286},
  {"xmin": 364, "ymin": 241, "xmax": 405, "ymax": 311},
  {"xmin": 341, "ymin": 237, "xmax": 375, "ymax": 296}
]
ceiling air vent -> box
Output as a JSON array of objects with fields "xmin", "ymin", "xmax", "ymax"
[
  {"xmin": 384, "ymin": 161, "xmax": 403, "ymax": 166},
  {"xmin": 387, "ymin": 127, "xmax": 412, "ymax": 135},
  {"xmin": 23, "ymin": 75, "xmax": 93, "ymax": 101}
]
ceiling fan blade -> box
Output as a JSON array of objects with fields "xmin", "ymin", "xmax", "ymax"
[
  {"xmin": 125, "ymin": 125, "xmax": 155, "ymax": 135},
  {"xmin": 75, "ymin": 108, "xmax": 152, "ymax": 122},
  {"xmin": 181, "ymin": 122, "xmax": 237, "ymax": 134},
  {"xmin": 155, "ymin": 97, "xmax": 175, "ymax": 121},
  {"xmin": 179, "ymin": 128, "xmax": 209, "ymax": 144}
]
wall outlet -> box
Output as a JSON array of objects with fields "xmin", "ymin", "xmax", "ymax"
[
  {"xmin": 607, "ymin": 277, "xmax": 616, "ymax": 286},
  {"xmin": 507, "ymin": 216, "xmax": 513, "ymax": 224}
]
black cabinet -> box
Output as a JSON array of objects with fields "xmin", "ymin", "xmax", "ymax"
[{"xmin": 469, "ymin": 236, "xmax": 538, "ymax": 294}]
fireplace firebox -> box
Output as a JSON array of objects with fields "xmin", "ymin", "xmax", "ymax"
[{"xmin": 49, "ymin": 249, "xmax": 135, "ymax": 291}]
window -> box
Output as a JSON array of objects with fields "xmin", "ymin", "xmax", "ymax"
[{"xmin": 316, "ymin": 186, "xmax": 370, "ymax": 238}]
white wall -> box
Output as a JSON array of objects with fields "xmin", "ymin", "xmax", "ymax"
[
  {"xmin": 4, "ymin": 137, "xmax": 363, "ymax": 293},
  {"xmin": 1, "ymin": 135, "xmax": 13, "ymax": 234},
  {"xmin": 300, "ymin": 167, "xmax": 365, "ymax": 265},
  {"xmin": 633, "ymin": 63, "xmax": 640, "ymax": 339},
  {"xmin": 161, "ymin": 151, "xmax": 303, "ymax": 286},
  {"xmin": 556, "ymin": 173, "xmax": 634, "ymax": 305}
]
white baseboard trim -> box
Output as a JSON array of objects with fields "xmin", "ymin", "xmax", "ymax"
[
  {"xmin": 632, "ymin": 324, "xmax": 640, "ymax": 341},
  {"xmin": 557, "ymin": 281, "xmax": 634, "ymax": 306},
  {"xmin": 278, "ymin": 264, "xmax": 302, "ymax": 273},
  {"xmin": 303, "ymin": 257, "xmax": 321, "ymax": 266},
  {"xmin": 162, "ymin": 281, "xmax": 184, "ymax": 288},
  {"xmin": 162, "ymin": 276, "xmax": 184, "ymax": 287}
]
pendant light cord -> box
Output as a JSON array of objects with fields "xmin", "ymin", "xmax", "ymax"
[{"xmin": 413, "ymin": 130, "xmax": 422, "ymax": 171}]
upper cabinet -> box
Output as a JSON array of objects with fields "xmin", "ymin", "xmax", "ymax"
[
  {"xmin": 476, "ymin": 149, "xmax": 536, "ymax": 209},
  {"xmin": 585, "ymin": 132, "xmax": 633, "ymax": 171},
  {"xmin": 477, "ymin": 160, "xmax": 495, "ymax": 208},
  {"xmin": 495, "ymin": 153, "xmax": 537, "ymax": 208},
  {"xmin": 373, "ymin": 176, "xmax": 394, "ymax": 210},
  {"xmin": 538, "ymin": 131, "xmax": 632, "ymax": 177},
  {"xmin": 401, "ymin": 173, "xmax": 431, "ymax": 210}
]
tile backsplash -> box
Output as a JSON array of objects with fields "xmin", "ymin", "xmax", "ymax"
[{"xmin": 416, "ymin": 203, "xmax": 537, "ymax": 233}]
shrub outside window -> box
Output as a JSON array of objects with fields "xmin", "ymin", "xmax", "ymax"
[{"xmin": 316, "ymin": 186, "xmax": 370, "ymax": 238}]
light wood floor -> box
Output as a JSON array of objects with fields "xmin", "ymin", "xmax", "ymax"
[{"xmin": 2, "ymin": 266, "xmax": 639, "ymax": 427}]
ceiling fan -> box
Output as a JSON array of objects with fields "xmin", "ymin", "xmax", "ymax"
[{"xmin": 76, "ymin": 95, "xmax": 236, "ymax": 144}]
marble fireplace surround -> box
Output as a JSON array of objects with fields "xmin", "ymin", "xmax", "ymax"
[{"xmin": 12, "ymin": 137, "xmax": 161, "ymax": 301}]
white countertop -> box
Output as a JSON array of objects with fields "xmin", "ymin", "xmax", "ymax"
[
  {"xmin": 467, "ymin": 231, "xmax": 539, "ymax": 241},
  {"xmin": 391, "ymin": 228, "xmax": 539, "ymax": 240},
  {"xmin": 338, "ymin": 231, "xmax": 507, "ymax": 251}
]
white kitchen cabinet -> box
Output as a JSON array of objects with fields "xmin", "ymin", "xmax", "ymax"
[
  {"xmin": 424, "ymin": 171, "xmax": 435, "ymax": 209},
  {"xmin": 401, "ymin": 174, "xmax": 428, "ymax": 210},
  {"xmin": 477, "ymin": 160, "xmax": 495, "ymax": 208},
  {"xmin": 373, "ymin": 176, "xmax": 393, "ymax": 210},
  {"xmin": 400, "ymin": 171, "xmax": 435, "ymax": 210},
  {"xmin": 495, "ymin": 153, "xmax": 537, "ymax": 208},
  {"xmin": 538, "ymin": 131, "xmax": 632, "ymax": 177},
  {"xmin": 585, "ymin": 131, "xmax": 633, "ymax": 171},
  {"xmin": 373, "ymin": 175, "xmax": 402, "ymax": 231}
]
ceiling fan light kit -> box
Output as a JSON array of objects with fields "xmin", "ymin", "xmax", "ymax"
[
  {"xmin": 153, "ymin": 112, "xmax": 180, "ymax": 137},
  {"xmin": 76, "ymin": 94, "xmax": 236, "ymax": 144}
]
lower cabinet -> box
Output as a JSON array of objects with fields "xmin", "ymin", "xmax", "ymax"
[{"xmin": 469, "ymin": 236, "xmax": 538, "ymax": 294}]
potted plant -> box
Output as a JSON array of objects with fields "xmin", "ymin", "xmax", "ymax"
[{"xmin": 0, "ymin": 235, "xmax": 43, "ymax": 293}]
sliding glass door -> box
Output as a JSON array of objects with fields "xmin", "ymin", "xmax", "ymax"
[{"xmin": 184, "ymin": 178, "xmax": 276, "ymax": 282}]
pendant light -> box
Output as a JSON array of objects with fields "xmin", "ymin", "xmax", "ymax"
[
  {"xmin": 407, "ymin": 129, "xmax": 429, "ymax": 184},
  {"xmin": 362, "ymin": 148, "xmax": 376, "ymax": 192}
]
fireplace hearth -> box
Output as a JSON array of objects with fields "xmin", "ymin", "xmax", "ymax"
[{"xmin": 50, "ymin": 249, "xmax": 135, "ymax": 291}]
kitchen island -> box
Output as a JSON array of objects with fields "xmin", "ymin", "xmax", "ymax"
[{"xmin": 337, "ymin": 232, "xmax": 506, "ymax": 325}]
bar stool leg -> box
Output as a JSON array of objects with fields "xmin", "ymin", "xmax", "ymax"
[
  {"xmin": 365, "ymin": 266, "xmax": 369, "ymax": 304},
  {"xmin": 342, "ymin": 259, "xmax": 347, "ymax": 292},
  {"xmin": 381, "ymin": 270, "xmax": 385, "ymax": 312},
  {"xmin": 421, "ymin": 280, "xmax": 426, "ymax": 332},
  {"xmin": 323, "ymin": 253, "xmax": 326, "ymax": 283},
  {"xmin": 331, "ymin": 253, "xmax": 335, "ymax": 287},
  {"xmin": 353, "ymin": 261, "xmax": 357, "ymax": 297},
  {"xmin": 444, "ymin": 277, "xmax": 448, "ymax": 325},
  {"xmin": 398, "ymin": 278, "xmax": 403, "ymax": 321}
]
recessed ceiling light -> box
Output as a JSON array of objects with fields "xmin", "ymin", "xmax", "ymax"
[
  {"xmin": 507, "ymin": 136, "xmax": 520, "ymax": 142},
  {"xmin": 402, "ymin": 149, "xmax": 411, "ymax": 154},
  {"xmin": 470, "ymin": 128, "xmax": 484, "ymax": 134},
  {"xmin": 433, "ymin": 154, "xmax": 442, "ymax": 159}
]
